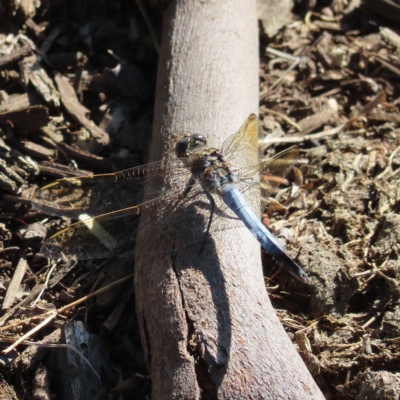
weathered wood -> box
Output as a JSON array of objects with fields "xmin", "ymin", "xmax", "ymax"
[
  {"xmin": 0, "ymin": 42, "xmax": 32, "ymax": 68},
  {"xmin": 0, "ymin": 105, "xmax": 50, "ymax": 131},
  {"xmin": 19, "ymin": 55, "xmax": 60, "ymax": 107},
  {"xmin": 0, "ymin": 93, "xmax": 39, "ymax": 113},
  {"xmin": 52, "ymin": 321, "xmax": 109, "ymax": 400},
  {"xmin": 53, "ymin": 73, "xmax": 110, "ymax": 146},
  {"xmin": 2, "ymin": 255, "xmax": 27, "ymax": 310},
  {"xmin": 135, "ymin": 1, "xmax": 324, "ymax": 399}
]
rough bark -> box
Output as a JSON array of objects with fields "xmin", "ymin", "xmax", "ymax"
[{"xmin": 134, "ymin": 1, "xmax": 324, "ymax": 399}]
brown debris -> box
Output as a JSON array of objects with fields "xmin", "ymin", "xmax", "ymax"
[
  {"xmin": 2, "ymin": 255, "xmax": 27, "ymax": 310},
  {"xmin": 258, "ymin": 2, "xmax": 400, "ymax": 397},
  {"xmin": 12, "ymin": 329, "xmax": 62, "ymax": 373},
  {"xmin": 296, "ymin": 106, "xmax": 336, "ymax": 135},
  {"xmin": 32, "ymin": 364, "xmax": 52, "ymax": 400},
  {"xmin": 337, "ymin": 370, "xmax": 400, "ymax": 398},
  {"xmin": 0, "ymin": 93, "xmax": 40, "ymax": 114},
  {"xmin": 19, "ymin": 55, "xmax": 60, "ymax": 107},
  {"xmin": 0, "ymin": 171, "xmax": 19, "ymax": 194},
  {"xmin": 51, "ymin": 321, "xmax": 109, "ymax": 400},
  {"xmin": 0, "ymin": 42, "xmax": 32, "ymax": 68},
  {"xmin": 54, "ymin": 73, "xmax": 110, "ymax": 146},
  {"xmin": 0, "ymin": 105, "xmax": 50, "ymax": 131},
  {"xmin": 38, "ymin": 162, "xmax": 92, "ymax": 179},
  {"xmin": 12, "ymin": 138, "xmax": 55, "ymax": 159},
  {"xmin": 0, "ymin": 374, "xmax": 18, "ymax": 400}
]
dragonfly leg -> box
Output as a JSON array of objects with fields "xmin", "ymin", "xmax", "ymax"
[
  {"xmin": 182, "ymin": 176, "xmax": 196, "ymax": 197},
  {"xmin": 204, "ymin": 191, "xmax": 215, "ymax": 238}
]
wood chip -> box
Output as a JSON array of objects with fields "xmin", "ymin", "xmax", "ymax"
[
  {"xmin": 0, "ymin": 105, "xmax": 50, "ymax": 131},
  {"xmin": 19, "ymin": 55, "xmax": 60, "ymax": 106},
  {"xmin": 297, "ymin": 108, "xmax": 336, "ymax": 135},
  {"xmin": 55, "ymin": 321, "xmax": 109, "ymax": 399},
  {"xmin": 54, "ymin": 73, "xmax": 110, "ymax": 146},
  {"xmin": 0, "ymin": 42, "xmax": 32, "ymax": 68},
  {"xmin": 2, "ymin": 255, "xmax": 27, "ymax": 310},
  {"xmin": 0, "ymin": 172, "xmax": 19, "ymax": 193},
  {"xmin": 380, "ymin": 27, "xmax": 400, "ymax": 50},
  {"xmin": 0, "ymin": 93, "xmax": 35, "ymax": 114},
  {"xmin": 12, "ymin": 139, "xmax": 55, "ymax": 159}
]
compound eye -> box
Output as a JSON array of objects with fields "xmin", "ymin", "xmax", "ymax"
[
  {"xmin": 190, "ymin": 134, "xmax": 207, "ymax": 146},
  {"xmin": 175, "ymin": 134, "xmax": 191, "ymax": 158},
  {"xmin": 175, "ymin": 134, "xmax": 207, "ymax": 158}
]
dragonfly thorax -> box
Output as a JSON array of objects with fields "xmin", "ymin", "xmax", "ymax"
[
  {"xmin": 188, "ymin": 147, "xmax": 237, "ymax": 194},
  {"xmin": 176, "ymin": 134, "xmax": 237, "ymax": 194}
]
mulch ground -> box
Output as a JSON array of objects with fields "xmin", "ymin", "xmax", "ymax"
[{"xmin": 0, "ymin": 0, "xmax": 399, "ymax": 399}]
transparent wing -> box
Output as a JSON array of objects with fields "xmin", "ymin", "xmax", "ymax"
[
  {"xmin": 221, "ymin": 114, "xmax": 299, "ymax": 184},
  {"xmin": 36, "ymin": 185, "xmax": 209, "ymax": 260},
  {"xmin": 216, "ymin": 146, "xmax": 300, "ymax": 218},
  {"xmin": 41, "ymin": 203, "xmax": 144, "ymax": 259},
  {"xmin": 32, "ymin": 159, "xmax": 193, "ymax": 220},
  {"xmin": 221, "ymin": 114, "xmax": 260, "ymax": 170},
  {"xmin": 253, "ymin": 146, "xmax": 300, "ymax": 184},
  {"xmin": 210, "ymin": 147, "xmax": 299, "ymax": 221},
  {"xmin": 259, "ymin": 147, "xmax": 300, "ymax": 177},
  {"xmin": 31, "ymin": 158, "xmax": 201, "ymax": 260}
]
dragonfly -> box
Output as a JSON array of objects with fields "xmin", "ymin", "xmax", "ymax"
[{"xmin": 31, "ymin": 114, "xmax": 308, "ymax": 283}]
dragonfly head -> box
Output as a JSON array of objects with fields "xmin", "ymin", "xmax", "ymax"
[{"xmin": 175, "ymin": 134, "xmax": 208, "ymax": 159}]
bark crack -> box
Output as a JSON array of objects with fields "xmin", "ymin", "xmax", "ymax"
[{"xmin": 171, "ymin": 251, "xmax": 218, "ymax": 399}]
